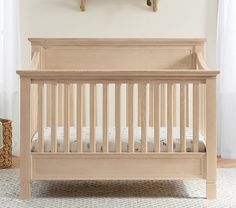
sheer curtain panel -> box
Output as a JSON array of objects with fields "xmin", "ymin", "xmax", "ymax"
[
  {"xmin": 217, "ymin": 0, "xmax": 236, "ymax": 159},
  {"xmin": 0, "ymin": 0, "xmax": 20, "ymax": 155}
]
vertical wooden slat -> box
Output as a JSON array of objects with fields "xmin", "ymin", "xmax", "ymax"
[
  {"xmin": 180, "ymin": 83, "xmax": 186, "ymax": 152},
  {"xmin": 193, "ymin": 83, "xmax": 199, "ymax": 152},
  {"xmin": 161, "ymin": 84, "xmax": 166, "ymax": 127},
  {"xmin": 173, "ymin": 84, "xmax": 177, "ymax": 127},
  {"xmin": 46, "ymin": 84, "xmax": 51, "ymax": 126},
  {"xmin": 154, "ymin": 83, "xmax": 160, "ymax": 152},
  {"xmin": 167, "ymin": 83, "xmax": 173, "ymax": 152},
  {"xmin": 115, "ymin": 83, "xmax": 121, "ymax": 152},
  {"xmin": 58, "ymin": 84, "xmax": 63, "ymax": 126},
  {"xmin": 138, "ymin": 84, "xmax": 142, "ymax": 127},
  {"xmin": 141, "ymin": 83, "xmax": 147, "ymax": 152},
  {"xmin": 206, "ymin": 78, "xmax": 217, "ymax": 199},
  {"xmin": 82, "ymin": 85, "xmax": 86, "ymax": 126},
  {"xmin": 64, "ymin": 84, "xmax": 70, "ymax": 152},
  {"xmin": 51, "ymin": 84, "xmax": 58, "ymax": 152},
  {"xmin": 200, "ymin": 84, "xmax": 206, "ymax": 136},
  {"xmin": 90, "ymin": 83, "xmax": 96, "ymax": 152},
  {"xmin": 127, "ymin": 84, "xmax": 134, "ymax": 152},
  {"xmin": 77, "ymin": 83, "xmax": 82, "ymax": 152},
  {"xmin": 149, "ymin": 84, "xmax": 154, "ymax": 126},
  {"xmin": 69, "ymin": 85, "xmax": 74, "ymax": 125},
  {"xmin": 37, "ymin": 84, "xmax": 44, "ymax": 152},
  {"xmin": 30, "ymin": 85, "xmax": 38, "ymax": 137},
  {"xmin": 186, "ymin": 84, "xmax": 189, "ymax": 127},
  {"xmin": 94, "ymin": 86, "xmax": 98, "ymax": 127},
  {"xmin": 103, "ymin": 83, "xmax": 109, "ymax": 152}
]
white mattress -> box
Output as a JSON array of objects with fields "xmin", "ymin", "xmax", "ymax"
[{"xmin": 31, "ymin": 127, "xmax": 206, "ymax": 152}]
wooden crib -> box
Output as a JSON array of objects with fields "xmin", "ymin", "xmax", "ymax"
[{"xmin": 17, "ymin": 38, "xmax": 219, "ymax": 199}]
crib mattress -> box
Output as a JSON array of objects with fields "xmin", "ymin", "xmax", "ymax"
[{"xmin": 31, "ymin": 127, "xmax": 206, "ymax": 152}]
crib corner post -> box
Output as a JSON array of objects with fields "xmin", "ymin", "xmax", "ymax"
[
  {"xmin": 206, "ymin": 77, "xmax": 217, "ymax": 200},
  {"xmin": 20, "ymin": 77, "xmax": 32, "ymax": 199}
]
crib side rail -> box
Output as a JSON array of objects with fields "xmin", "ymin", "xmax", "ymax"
[{"xmin": 17, "ymin": 69, "xmax": 219, "ymax": 155}]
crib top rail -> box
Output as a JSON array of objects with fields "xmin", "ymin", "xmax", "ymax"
[{"xmin": 17, "ymin": 69, "xmax": 219, "ymax": 82}]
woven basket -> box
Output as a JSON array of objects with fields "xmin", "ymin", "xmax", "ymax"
[{"xmin": 0, "ymin": 119, "xmax": 12, "ymax": 168}]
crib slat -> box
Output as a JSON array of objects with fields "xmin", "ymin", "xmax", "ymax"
[
  {"xmin": 127, "ymin": 84, "xmax": 134, "ymax": 152},
  {"xmin": 149, "ymin": 84, "xmax": 154, "ymax": 126},
  {"xmin": 90, "ymin": 84, "xmax": 96, "ymax": 152},
  {"xmin": 138, "ymin": 85, "xmax": 142, "ymax": 127},
  {"xmin": 51, "ymin": 84, "xmax": 58, "ymax": 152},
  {"xmin": 193, "ymin": 83, "xmax": 199, "ymax": 152},
  {"xmin": 103, "ymin": 83, "xmax": 109, "ymax": 152},
  {"xmin": 82, "ymin": 85, "xmax": 86, "ymax": 126},
  {"xmin": 154, "ymin": 83, "xmax": 160, "ymax": 152},
  {"xmin": 186, "ymin": 85, "xmax": 189, "ymax": 127},
  {"xmin": 161, "ymin": 84, "xmax": 166, "ymax": 127},
  {"xmin": 141, "ymin": 83, "xmax": 147, "ymax": 152},
  {"xmin": 115, "ymin": 83, "xmax": 121, "ymax": 152},
  {"xmin": 64, "ymin": 84, "xmax": 70, "ymax": 152},
  {"xmin": 58, "ymin": 84, "xmax": 63, "ymax": 126},
  {"xmin": 180, "ymin": 83, "xmax": 186, "ymax": 152},
  {"xmin": 37, "ymin": 84, "xmax": 44, "ymax": 152},
  {"xmin": 167, "ymin": 83, "xmax": 173, "ymax": 152},
  {"xmin": 200, "ymin": 84, "xmax": 206, "ymax": 137},
  {"xmin": 46, "ymin": 85, "xmax": 51, "ymax": 126},
  {"xmin": 77, "ymin": 84, "xmax": 82, "ymax": 152},
  {"xmin": 173, "ymin": 85, "xmax": 177, "ymax": 127}
]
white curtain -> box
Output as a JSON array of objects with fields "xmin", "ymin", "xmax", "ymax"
[
  {"xmin": 0, "ymin": 0, "xmax": 20, "ymax": 155},
  {"xmin": 217, "ymin": 0, "xmax": 236, "ymax": 159}
]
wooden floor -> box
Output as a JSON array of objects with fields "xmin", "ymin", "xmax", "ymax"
[{"xmin": 6, "ymin": 156, "xmax": 236, "ymax": 169}]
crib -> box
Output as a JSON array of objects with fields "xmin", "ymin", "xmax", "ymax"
[{"xmin": 17, "ymin": 38, "xmax": 219, "ymax": 199}]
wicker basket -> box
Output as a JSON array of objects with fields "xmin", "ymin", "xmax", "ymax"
[{"xmin": 0, "ymin": 119, "xmax": 12, "ymax": 168}]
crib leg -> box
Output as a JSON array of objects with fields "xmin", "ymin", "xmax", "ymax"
[
  {"xmin": 206, "ymin": 78, "xmax": 217, "ymax": 200},
  {"xmin": 20, "ymin": 182, "xmax": 31, "ymax": 199},
  {"xmin": 206, "ymin": 181, "xmax": 216, "ymax": 199},
  {"xmin": 20, "ymin": 77, "xmax": 32, "ymax": 200}
]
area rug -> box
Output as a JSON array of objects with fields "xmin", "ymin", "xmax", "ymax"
[{"xmin": 0, "ymin": 169, "xmax": 236, "ymax": 208}]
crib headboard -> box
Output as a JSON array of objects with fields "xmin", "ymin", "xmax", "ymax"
[{"xmin": 29, "ymin": 38, "xmax": 206, "ymax": 70}]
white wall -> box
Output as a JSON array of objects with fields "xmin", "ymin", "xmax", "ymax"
[{"xmin": 20, "ymin": 0, "xmax": 218, "ymax": 68}]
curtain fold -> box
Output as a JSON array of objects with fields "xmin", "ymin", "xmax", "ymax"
[
  {"xmin": 217, "ymin": 0, "xmax": 236, "ymax": 159},
  {"xmin": 0, "ymin": 0, "xmax": 20, "ymax": 155}
]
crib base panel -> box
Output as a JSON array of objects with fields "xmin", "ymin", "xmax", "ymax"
[{"xmin": 31, "ymin": 153, "xmax": 206, "ymax": 180}]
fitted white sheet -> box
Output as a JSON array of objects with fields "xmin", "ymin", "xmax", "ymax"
[{"xmin": 31, "ymin": 127, "xmax": 206, "ymax": 152}]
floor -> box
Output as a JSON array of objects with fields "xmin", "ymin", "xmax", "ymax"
[{"xmin": 10, "ymin": 156, "xmax": 236, "ymax": 169}]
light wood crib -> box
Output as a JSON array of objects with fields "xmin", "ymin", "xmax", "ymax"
[{"xmin": 17, "ymin": 38, "xmax": 219, "ymax": 199}]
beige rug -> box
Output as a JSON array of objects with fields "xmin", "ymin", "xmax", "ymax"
[{"xmin": 0, "ymin": 169, "xmax": 236, "ymax": 207}]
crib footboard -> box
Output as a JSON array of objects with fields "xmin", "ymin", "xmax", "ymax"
[{"xmin": 17, "ymin": 69, "xmax": 219, "ymax": 199}]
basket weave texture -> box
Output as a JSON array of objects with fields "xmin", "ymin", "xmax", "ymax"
[{"xmin": 0, "ymin": 119, "xmax": 12, "ymax": 168}]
